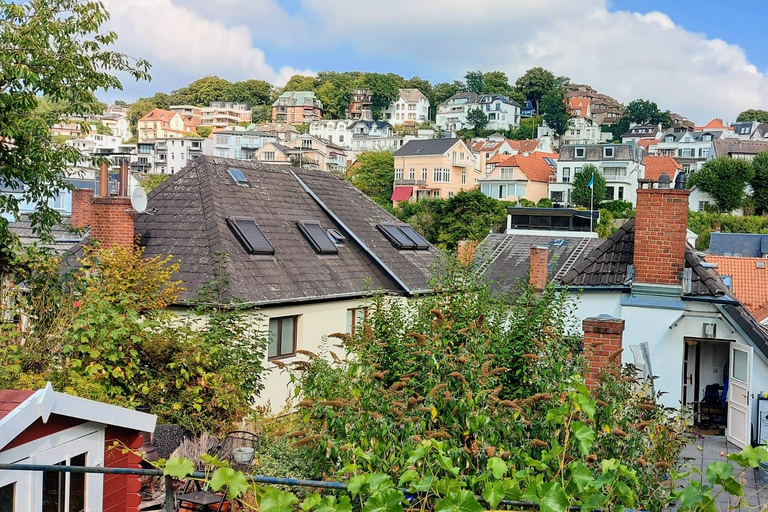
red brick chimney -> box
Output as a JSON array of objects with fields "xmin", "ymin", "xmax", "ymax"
[
  {"xmin": 529, "ymin": 246, "xmax": 548, "ymax": 290},
  {"xmin": 633, "ymin": 175, "xmax": 690, "ymax": 286},
  {"xmin": 70, "ymin": 189, "xmax": 93, "ymax": 229},
  {"xmin": 89, "ymin": 162, "xmax": 135, "ymax": 250},
  {"xmin": 582, "ymin": 316, "xmax": 625, "ymax": 389}
]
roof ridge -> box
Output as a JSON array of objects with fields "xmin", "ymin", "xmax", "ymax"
[{"xmin": 560, "ymin": 218, "xmax": 635, "ymax": 285}]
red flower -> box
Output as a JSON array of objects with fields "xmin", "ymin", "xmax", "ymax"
[{"xmin": 73, "ymin": 300, "xmax": 81, "ymax": 308}]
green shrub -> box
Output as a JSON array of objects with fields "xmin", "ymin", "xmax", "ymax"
[
  {"xmin": 688, "ymin": 210, "xmax": 768, "ymax": 250},
  {"xmin": 601, "ymin": 199, "xmax": 635, "ymax": 218},
  {"xmin": 536, "ymin": 197, "xmax": 553, "ymax": 208}
]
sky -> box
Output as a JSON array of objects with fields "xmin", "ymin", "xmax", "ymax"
[{"xmin": 100, "ymin": 0, "xmax": 768, "ymax": 124}]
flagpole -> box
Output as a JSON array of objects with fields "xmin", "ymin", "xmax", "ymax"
[{"xmin": 590, "ymin": 170, "xmax": 594, "ymax": 232}]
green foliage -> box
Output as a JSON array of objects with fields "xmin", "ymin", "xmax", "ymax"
[
  {"xmin": 601, "ymin": 200, "xmax": 635, "ymax": 219},
  {"xmin": 196, "ymin": 125, "xmax": 213, "ymax": 138},
  {"xmin": 736, "ymin": 109, "xmax": 768, "ymax": 123},
  {"xmin": 515, "ymin": 67, "xmax": 556, "ymax": 113},
  {"xmin": 751, "ymin": 152, "xmax": 768, "ymax": 214},
  {"xmin": 315, "ymin": 72, "xmax": 358, "ymax": 119},
  {"xmin": 540, "ymin": 87, "xmax": 571, "ymax": 140},
  {"xmin": 346, "ymin": 151, "xmax": 394, "ymax": 205},
  {"xmin": 687, "ymin": 211, "xmax": 768, "ymax": 250},
  {"xmin": 465, "ymin": 108, "xmax": 489, "ymax": 132},
  {"xmin": 570, "ymin": 165, "xmax": 606, "ymax": 208},
  {"xmin": 536, "ymin": 197, "xmax": 553, "ymax": 208},
  {"xmin": 507, "ymin": 116, "xmax": 541, "ymax": 141},
  {"xmin": 0, "ymin": 0, "xmax": 150, "ymax": 244},
  {"xmin": 280, "ymin": 75, "xmax": 317, "ymax": 93},
  {"xmin": 225, "ymin": 79, "xmax": 274, "ymax": 106},
  {"xmin": 94, "ymin": 122, "xmax": 112, "ymax": 135},
  {"xmin": 464, "ymin": 70, "xmax": 484, "ymax": 94},
  {"xmin": 596, "ymin": 209, "xmax": 614, "ymax": 238},
  {"xmin": 622, "ymin": 99, "xmax": 672, "ymax": 127},
  {"xmin": 362, "ymin": 73, "xmax": 403, "ymax": 120},
  {"xmin": 174, "ymin": 76, "xmax": 231, "ymax": 106},
  {"xmin": 688, "ymin": 157, "xmax": 754, "ymax": 212}
]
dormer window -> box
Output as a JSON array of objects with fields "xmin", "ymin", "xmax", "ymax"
[
  {"xmin": 702, "ymin": 134, "xmax": 712, "ymax": 141},
  {"xmin": 603, "ymin": 146, "xmax": 614, "ymax": 158},
  {"xmin": 575, "ymin": 147, "xmax": 586, "ymax": 158},
  {"xmin": 665, "ymin": 135, "xmax": 675, "ymax": 142}
]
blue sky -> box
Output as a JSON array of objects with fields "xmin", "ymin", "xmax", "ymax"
[{"xmin": 100, "ymin": 0, "xmax": 768, "ymax": 123}]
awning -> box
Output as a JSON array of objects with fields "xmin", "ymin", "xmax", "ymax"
[{"xmin": 391, "ymin": 186, "xmax": 413, "ymax": 201}]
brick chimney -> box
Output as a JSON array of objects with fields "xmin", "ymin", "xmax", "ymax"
[
  {"xmin": 633, "ymin": 174, "xmax": 690, "ymax": 286},
  {"xmin": 529, "ymin": 246, "xmax": 548, "ymax": 290},
  {"xmin": 582, "ymin": 316, "xmax": 625, "ymax": 389},
  {"xmin": 89, "ymin": 162, "xmax": 135, "ymax": 249},
  {"xmin": 70, "ymin": 188, "xmax": 93, "ymax": 229}
]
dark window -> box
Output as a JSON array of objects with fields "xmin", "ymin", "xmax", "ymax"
[
  {"xmin": 606, "ymin": 186, "xmax": 615, "ymax": 200},
  {"xmin": 43, "ymin": 460, "xmax": 65, "ymax": 512},
  {"xmin": 228, "ymin": 168, "xmax": 248, "ymax": 185},
  {"xmin": 227, "ymin": 217, "xmax": 274, "ymax": 255},
  {"xmin": 0, "ymin": 483, "xmax": 14, "ymax": 512},
  {"xmin": 551, "ymin": 191, "xmax": 564, "ymax": 203},
  {"xmin": 618, "ymin": 187, "xmax": 624, "ymax": 200},
  {"xmin": 398, "ymin": 225, "xmax": 430, "ymax": 250},
  {"xmin": 551, "ymin": 216, "xmax": 570, "ymax": 228},
  {"xmin": 510, "ymin": 215, "xmax": 530, "ymax": 227},
  {"xmin": 377, "ymin": 224, "xmax": 416, "ymax": 249},
  {"xmin": 297, "ymin": 221, "xmax": 338, "ymax": 255},
  {"xmin": 268, "ymin": 316, "xmax": 297, "ymax": 358},
  {"xmin": 531, "ymin": 216, "xmax": 548, "ymax": 228},
  {"xmin": 69, "ymin": 453, "xmax": 86, "ymax": 512}
]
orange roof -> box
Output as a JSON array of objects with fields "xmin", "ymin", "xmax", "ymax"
[
  {"xmin": 696, "ymin": 118, "xmax": 733, "ymax": 131},
  {"xmin": 497, "ymin": 154, "xmax": 556, "ymax": 183},
  {"xmin": 0, "ymin": 390, "xmax": 34, "ymax": 421},
  {"xmin": 643, "ymin": 156, "xmax": 682, "ymax": 181},
  {"xmin": 705, "ymin": 256, "xmax": 768, "ymax": 322},
  {"xmin": 568, "ymin": 97, "xmax": 590, "ymax": 118},
  {"xmin": 487, "ymin": 153, "xmax": 509, "ymax": 164},
  {"xmin": 506, "ymin": 139, "xmax": 539, "ymax": 153},
  {"xmin": 471, "ymin": 140, "xmax": 504, "ymax": 152},
  {"xmin": 139, "ymin": 108, "xmax": 177, "ymax": 122},
  {"xmin": 636, "ymin": 138, "xmax": 660, "ymax": 151}
]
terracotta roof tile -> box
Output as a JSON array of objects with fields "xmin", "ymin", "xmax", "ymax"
[
  {"xmin": 643, "ymin": 156, "xmax": 682, "ymax": 181},
  {"xmin": 0, "ymin": 389, "xmax": 34, "ymax": 421},
  {"xmin": 705, "ymin": 256, "xmax": 768, "ymax": 322},
  {"xmin": 696, "ymin": 118, "xmax": 733, "ymax": 131},
  {"xmin": 636, "ymin": 138, "xmax": 660, "ymax": 151},
  {"xmin": 497, "ymin": 154, "xmax": 556, "ymax": 183},
  {"xmin": 139, "ymin": 108, "xmax": 177, "ymax": 122},
  {"xmin": 568, "ymin": 97, "xmax": 590, "ymax": 118},
  {"xmin": 506, "ymin": 139, "xmax": 539, "ymax": 153}
]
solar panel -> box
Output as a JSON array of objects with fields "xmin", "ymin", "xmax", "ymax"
[
  {"xmin": 227, "ymin": 217, "xmax": 274, "ymax": 255},
  {"xmin": 228, "ymin": 168, "xmax": 248, "ymax": 185},
  {"xmin": 377, "ymin": 224, "xmax": 416, "ymax": 250},
  {"xmin": 398, "ymin": 225, "xmax": 429, "ymax": 250},
  {"xmin": 297, "ymin": 221, "xmax": 338, "ymax": 255}
]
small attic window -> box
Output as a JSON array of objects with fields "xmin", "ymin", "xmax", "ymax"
[
  {"xmin": 227, "ymin": 217, "xmax": 274, "ymax": 255},
  {"xmin": 378, "ymin": 224, "xmax": 416, "ymax": 250},
  {"xmin": 228, "ymin": 168, "xmax": 248, "ymax": 185},
  {"xmin": 415, "ymin": 146, "xmax": 424, "ymax": 153},
  {"xmin": 757, "ymin": 261, "xmax": 766, "ymax": 269},
  {"xmin": 327, "ymin": 228, "xmax": 346, "ymax": 244},
  {"xmin": 398, "ymin": 225, "xmax": 429, "ymax": 250},
  {"xmin": 297, "ymin": 221, "xmax": 338, "ymax": 255}
]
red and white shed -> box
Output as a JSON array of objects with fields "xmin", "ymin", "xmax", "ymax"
[{"xmin": 0, "ymin": 383, "xmax": 156, "ymax": 512}]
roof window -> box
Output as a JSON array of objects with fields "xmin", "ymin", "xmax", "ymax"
[
  {"xmin": 227, "ymin": 217, "xmax": 274, "ymax": 255},
  {"xmin": 327, "ymin": 228, "xmax": 346, "ymax": 244},
  {"xmin": 398, "ymin": 225, "xmax": 429, "ymax": 250},
  {"xmin": 297, "ymin": 221, "xmax": 338, "ymax": 255},
  {"xmin": 228, "ymin": 168, "xmax": 248, "ymax": 185},
  {"xmin": 377, "ymin": 224, "xmax": 429, "ymax": 251}
]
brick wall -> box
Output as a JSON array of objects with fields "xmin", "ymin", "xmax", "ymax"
[
  {"xmin": 582, "ymin": 316, "xmax": 625, "ymax": 389},
  {"xmin": 90, "ymin": 197, "xmax": 134, "ymax": 249},
  {"xmin": 70, "ymin": 189, "xmax": 93, "ymax": 229},
  {"xmin": 634, "ymin": 187, "xmax": 690, "ymax": 285},
  {"xmin": 529, "ymin": 246, "xmax": 548, "ymax": 290}
]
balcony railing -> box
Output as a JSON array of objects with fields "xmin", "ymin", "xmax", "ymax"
[
  {"xmin": 602, "ymin": 174, "xmax": 631, "ymax": 184},
  {"xmin": 394, "ymin": 179, "xmax": 428, "ymax": 186}
]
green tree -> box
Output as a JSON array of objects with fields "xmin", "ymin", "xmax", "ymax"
[
  {"xmin": 466, "ymin": 108, "xmax": 489, "ymax": 132},
  {"xmin": 362, "ymin": 72, "xmax": 403, "ymax": 120},
  {"xmin": 464, "ymin": 70, "xmax": 484, "ymax": 94},
  {"xmin": 752, "ymin": 153, "xmax": 768, "ymax": 215},
  {"xmin": 314, "ymin": 71, "xmax": 357, "ymax": 119},
  {"xmin": 515, "ymin": 67, "xmax": 556, "ymax": 115},
  {"xmin": 176, "ymin": 76, "xmax": 232, "ymax": 106},
  {"xmin": 482, "ymin": 71, "xmax": 512, "ymax": 95},
  {"xmin": 736, "ymin": 109, "xmax": 768, "ymax": 124},
  {"xmin": 688, "ymin": 157, "xmax": 754, "ymax": 212},
  {"xmin": 127, "ymin": 97, "xmax": 157, "ymax": 136},
  {"xmin": 141, "ymin": 174, "xmax": 171, "ymax": 192},
  {"xmin": 436, "ymin": 190, "xmax": 507, "ymax": 250},
  {"xmin": 571, "ymin": 165, "xmax": 606, "ymax": 208},
  {"xmin": 225, "ymin": 79, "xmax": 273, "ymax": 106},
  {"xmin": 346, "ymin": 151, "xmax": 394, "ymax": 204},
  {"xmin": 540, "ymin": 87, "xmax": 571, "ymax": 143},
  {"xmin": 0, "ymin": 0, "xmax": 150, "ymax": 244},
  {"xmin": 507, "ymin": 116, "xmax": 542, "ymax": 140},
  {"xmin": 196, "ymin": 126, "xmax": 213, "ymax": 138},
  {"xmin": 622, "ymin": 99, "xmax": 672, "ymax": 127},
  {"xmin": 402, "ymin": 76, "xmax": 432, "ymax": 100},
  {"xmin": 430, "ymin": 81, "xmax": 466, "ymax": 119},
  {"xmin": 280, "ymin": 74, "xmax": 316, "ymax": 93}
]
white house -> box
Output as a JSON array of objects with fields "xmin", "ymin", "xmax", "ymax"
[
  {"xmin": 309, "ymin": 120, "xmax": 394, "ymax": 147},
  {"xmin": 382, "ymin": 88, "xmax": 430, "ymax": 126},
  {"xmin": 652, "ymin": 130, "xmax": 727, "ymax": 172},
  {"xmin": 436, "ymin": 92, "xmax": 521, "ymax": 132}
]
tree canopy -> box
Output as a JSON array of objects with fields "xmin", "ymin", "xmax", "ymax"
[
  {"xmin": 540, "ymin": 87, "xmax": 571, "ymax": 140},
  {"xmin": 515, "ymin": 67, "xmax": 556, "ymax": 113},
  {"xmin": 466, "ymin": 108, "xmax": 489, "ymax": 132},
  {"xmin": 622, "ymin": 99, "xmax": 672, "ymax": 127},
  {"xmin": 346, "ymin": 151, "xmax": 394, "ymax": 205},
  {"xmin": 0, "ymin": 0, "xmax": 150, "ymax": 244},
  {"xmin": 688, "ymin": 157, "xmax": 754, "ymax": 212},
  {"xmin": 736, "ymin": 109, "xmax": 768, "ymax": 124},
  {"xmin": 750, "ymin": 152, "xmax": 768, "ymax": 214},
  {"xmin": 571, "ymin": 165, "xmax": 607, "ymax": 208}
]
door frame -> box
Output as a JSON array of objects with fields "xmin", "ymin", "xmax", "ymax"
[
  {"xmin": 0, "ymin": 460, "xmax": 32, "ymax": 512},
  {"xmin": 727, "ymin": 344, "xmax": 753, "ymax": 448}
]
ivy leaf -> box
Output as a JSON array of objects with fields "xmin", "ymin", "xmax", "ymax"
[
  {"xmin": 300, "ymin": 493, "xmax": 322, "ymax": 511},
  {"xmin": 398, "ymin": 469, "xmax": 419, "ymax": 487},
  {"xmin": 571, "ymin": 422, "xmax": 595, "ymax": 456},
  {"xmin": 613, "ymin": 481, "xmax": 636, "ymax": 509},
  {"xmin": 348, "ymin": 474, "xmax": 367, "ymax": 496},
  {"xmin": 487, "ymin": 457, "xmax": 508, "ymax": 479},
  {"xmin": 163, "ymin": 456, "xmax": 194, "ymax": 479},
  {"xmin": 316, "ymin": 495, "xmax": 352, "ymax": 512},
  {"xmin": 361, "ymin": 489, "xmax": 404, "ymax": 512},
  {"xmin": 482, "ymin": 480, "xmax": 505, "ymax": 509},
  {"xmin": 573, "ymin": 393, "xmax": 596, "ymax": 418},
  {"xmin": 720, "ymin": 477, "xmax": 744, "ymax": 497},
  {"xmin": 209, "ymin": 467, "xmax": 248, "ymax": 500},
  {"xmin": 581, "ymin": 492, "xmax": 606, "ymax": 512},
  {"xmin": 539, "ymin": 482, "xmax": 569, "ymax": 512},
  {"xmin": 705, "ymin": 461, "xmax": 733, "ymax": 484},
  {"xmin": 260, "ymin": 487, "xmax": 300, "ymax": 512},
  {"xmin": 568, "ymin": 461, "xmax": 594, "ymax": 492},
  {"xmin": 365, "ymin": 473, "xmax": 394, "ymax": 493},
  {"xmin": 435, "ymin": 490, "xmax": 483, "ymax": 512}
]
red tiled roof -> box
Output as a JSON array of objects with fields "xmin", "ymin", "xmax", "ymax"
[
  {"xmin": 569, "ymin": 97, "xmax": 590, "ymax": 118},
  {"xmin": 471, "ymin": 140, "xmax": 503, "ymax": 152},
  {"xmin": 636, "ymin": 138, "xmax": 660, "ymax": 151},
  {"xmin": 487, "ymin": 153, "xmax": 509, "ymax": 164},
  {"xmin": 643, "ymin": 156, "xmax": 682, "ymax": 181},
  {"xmin": 391, "ymin": 186, "xmax": 413, "ymax": 201},
  {"xmin": 696, "ymin": 118, "xmax": 733, "ymax": 131},
  {"xmin": 0, "ymin": 390, "xmax": 35, "ymax": 421},
  {"xmin": 506, "ymin": 139, "xmax": 539, "ymax": 153},
  {"xmin": 497, "ymin": 154, "xmax": 556, "ymax": 183},
  {"xmin": 705, "ymin": 256, "xmax": 768, "ymax": 322},
  {"xmin": 139, "ymin": 108, "xmax": 177, "ymax": 122}
]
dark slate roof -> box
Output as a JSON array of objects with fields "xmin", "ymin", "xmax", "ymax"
[
  {"xmin": 8, "ymin": 215, "xmax": 83, "ymax": 255},
  {"xmin": 473, "ymin": 233, "xmax": 603, "ymax": 294},
  {"xmin": 558, "ymin": 144, "xmax": 643, "ymax": 162},
  {"xmin": 709, "ymin": 232, "xmax": 768, "ymax": 257},
  {"xmin": 394, "ymin": 138, "xmax": 461, "ymax": 157},
  {"xmin": 560, "ymin": 219, "xmax": 635, "ymax": 288},
  {"xmin": 65, "ymin": 157, "xmax": 438, "ymax": 306}
]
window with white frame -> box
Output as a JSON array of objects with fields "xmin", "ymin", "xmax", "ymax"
[
  {"xmin": 500, "ymin": 168, "xmax": 514, "ymax": 180},
  {"xmin": 409, "ymin": 168, "xmax": 415, "ymax": 180},
  {"xmin": 603, "ymin": 146, "xmax": 614, "ymax": 158},
  {"xmin": 433, "ymin": 168, "xmax": 450, "ymax": 183},
  {"xmin": 461, "ymin": 170, "xmax": 467, "ymax": 185},
  {"xmin": 261, "ymin": 151, "xmax": 275, "ymax": 161},
  {"xmin": 575, "ymin": 147, "xmax": 586, "ymax": 158},
  {"xmin": 395, "ymin": 168, "xmax": 403, "ymax": 180},
  {"xmin": 562, "ymin": 167, "xmax": 571, "ymax": 182},
  {"xmin": 268, "ymin": 316, "xmax": 298, "ymax": 358}
]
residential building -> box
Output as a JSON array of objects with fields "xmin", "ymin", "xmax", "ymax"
[
  {"xmin": 249, "ymin": 122, "xmax": 300, "ymax": 142},
  {"xmin": 346, "ymin": 88, "xmax": 372, "ymax": 121},
  {"xmin": 435, "ymin": 92, "xmax": 520, "ymax": 132},
  {"xmin": 704, "ymin": 255, "xmax": 768, "ymax": 324},
  {"xmin": 382, "ymin": 88, "xmax": 430, "ymax": 126},
  {"xmin": 709, "ymin": 233, "xmax": 768, "ymax": 258},
  {"xmin": 697, "ymin": 118, "xmax": 734, "ymax": 133},
  {"xmin": 169, "ymin": 104, "xmax": 203, "ymax": 122},
  {"xmin": 474, "ymin": 176, "xmax": 768, "ymax": 448},
  {"xmin": 539, "ymin": 117, "xmax": 611, "ymax": 147},
  {"xmin": 478, "ymin": 153, "xmax": 555, "ymax": 203},
  {"xmin": 98, "ymin": 108, "xmax": 132, "ymax": 141},
  {"xmin": 131, "ymin": 137, "xmax": 205, "ymax": 174},
  {"xmin": 670, "ymin": 112, "xmax": 695, "ymax": 132},
  {"xmin": 62, "ymin": 157, "xmax": 437, "ymax": 409},
  {"xmin": 201, "ymin": 102, "xmax": 252, "ymax": 127},
  {"xmin": 564, "ymin": 84, "xmax": 624, "ymax": 125},
  {"xmin": 51, "ymin": 121, "xmax": 82, "ymax": 138},
  {"xmin": 550, "ymin": 143, "xmax": 645, "ymax": 205},
  {"xmin": 0, "ymin": 384, "xmax": 156, "ymax": 512},
  {"xmin": 621, "ymin": 123, "xmax": 663, "ymax": 143},
  {"xmin": 253, "ymin": 134, "xmax": 347, "ymax": 173},
  {"xmin": 652, "ymin": 130, "xmax": 727, "ymax": 172},
  {"xmin": 471, "ymin": 139, "xmax": 517, "ymax": 174},
  {"xmin": 643, "ymin": 155, "xmax": 682, "ymax": 183},
  {"xmin": 206, "ymin": 129, "xmax": 276, "ymax": 160},
  {"xmin": 272, "ymin": 91, "xmax": 324, "ymax": 124},
  {"xmin": 309, "ymin": 119, "xmax": 394, "ymax": 146},
  {"xmin": 391, "ymin": 138, "xmax": 478, "ymax": 203},
  {"xmin": 137, "ymin": 108, "xmax": 198, "ymax": 142},
  {"xmin": 709, "ymin": 139, "xmax": 768, "ymax": 162},
  {"xmin": 688, "ymin": 186, "xmax": 716, "ymax": 212}
]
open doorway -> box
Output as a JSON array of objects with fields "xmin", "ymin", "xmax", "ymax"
[{"xmin": 682, "ymin": 338, "xmax": 730, "ymax": 436}]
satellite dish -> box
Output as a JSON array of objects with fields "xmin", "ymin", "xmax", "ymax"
[{"xmin": 131, "ymin": 186, "xmax": 147, "ymax": 213}]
